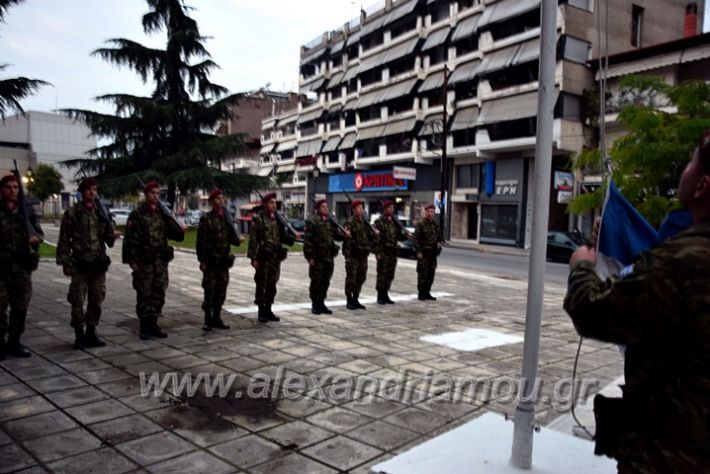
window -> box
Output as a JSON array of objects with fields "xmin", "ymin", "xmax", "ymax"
[
  {"xmin": 457, "ymin": 0, "xmax": 475, "ymax": 12},
  {"xmin": 487, "ymin": 9, "xmax": 540, "ymax": 42},
  {"xmin": 424, "ymin": 89, "xmax": 444, "ymax": 107},
  {"xmin": 560, "ymin": 36, "xmax": 591, "ymax": 63},
  {"xmin": 360, "ymin": 68, "xmax": 382, "ymax": 87},
  {"xmin": 332, "ymin": 55, "xmax": 343, "ymax": 68},
  {"xmin": 329, "ymin": 86, "xmax": 342, "ymax": 100},
  {"xmin": 387, "ymin": 96, "xmax": 414, "ymax": 116},
  {"xmin": 480, "ymin": 205, "xmax": 518, "ymax": 243},
  {"xmin": 390, "ymin": 16, "xmax": 417, "ymax": 40},
  {"xmin": 389, "ymin": 56, "xmax": 416, "ymax": 78},
  {"xmin": 429, "ymin": 1, "xmax": 451, "ymax": 23},
  {"xmin": 456, "ymin": 164, "xmax": 479, "ymax": 188},
  {"xmin": 429, "ymin": 45, "xmax": 448, "ymax": 66},
  {"xmin": 455, "ymin": 35, "xmax": 478, "ymax": 57},
  {"xmin": 453, "ymin": 129, "xmax": 476, "ymax": 148},
  {"xmin": 631, "ymin": 5, "xmax": 643, "ymax": 47},
  {"xmin": 454, "ymin": 81, "xmax": 478, "ymax": 101},
  {"xmin": 566, "ymin": 0, "xmax": 592, "ymax": 11}
]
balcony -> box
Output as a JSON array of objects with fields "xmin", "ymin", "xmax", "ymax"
[{"xmin": 605, "ymin": 92, "xmax": 671, "ymax": 115}]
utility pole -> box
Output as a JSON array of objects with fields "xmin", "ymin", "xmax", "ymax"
[
  {"xmin": 510, "ymin": 0, "xmax": 557, "ymax": 469},
  {"xmin": 438, "ymin": 65, "xmax": 449, "ymax": 238}
]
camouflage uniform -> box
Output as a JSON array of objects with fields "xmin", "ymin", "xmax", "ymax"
[
  {"xmin": 564, "ymin": 223, "xmax": 710, "ymax": 472},
  {"xmin": 122, "ymin": 204, "xmax": 184, "ymax": 325},
  {"xmin": 248, "ymin": 211, "xmax": 291, "ymax": 311},
  {"xmin": 304, "ymin": 215, "xmax": 340, "ymax": 309},
  {"xmin": 374, "ymin": 215, "xmax": 404, "ymax": 300},
  {"xmin": 56, "ymin": 202, "xmax": 115, "ymax": 329},
  {"xmin": 196, "ymin": 210, "xmax": 239, "ymax": 313},
  {"xmin": 415, "ymin": 217, "xmax": 440, "ymax": 298},
  {"xmin": 343, "ymin": 216, "xmax": 370, "ymax": 301},
  {"xmin": 0, "ymin": 199, "xmax": 43, "ymax": 339}
]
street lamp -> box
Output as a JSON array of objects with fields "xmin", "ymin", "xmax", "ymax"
[{"xmin": 310, "ymin": 166, "xmax": 321, "ymax": 218}]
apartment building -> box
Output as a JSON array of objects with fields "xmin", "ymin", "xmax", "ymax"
[{"xmin": 262, "ymin": 0, "xmax": 701, "ymax": 247}]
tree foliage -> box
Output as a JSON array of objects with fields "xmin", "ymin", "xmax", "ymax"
[
  {"xmin": 0, "ymin": 0, "xmax": 48, "ymax": 119},
  {"xmin": 570, "ymin": 76, "xmax": 710, "ymax": 227},
  {"xmin": 62, "ymin": 0, "xmax": 267, "ymax": 202},
  {"xmin": 27, "ymin": 163, "xmax": 63, "ymax": 202}
]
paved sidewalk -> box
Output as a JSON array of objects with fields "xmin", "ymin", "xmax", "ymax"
[{"xmin": 0, "ymin": 230, "xmax": 623, "ymax": 473}]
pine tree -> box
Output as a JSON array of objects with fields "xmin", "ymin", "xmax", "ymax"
[{"xmin": 63, "ymin": 0, "xmax": 267, "ymax": 203}]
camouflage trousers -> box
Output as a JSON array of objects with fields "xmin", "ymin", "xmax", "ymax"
[
  {"xmin": 202, "ymin": 267, "xmax": 229, "ymax": 312},
  {"xmin": 309, "ymin": 259, "xmax": 334, "ymax": 301},
  {"xmin": 68, "ymin": 271, "xmax": 106, "ymax": 328},
  {"xmin": 253, "ymin": 257, "xmax": 281, "ymax": 305},
  {"xmin": 132, "ymin": 258, "xmax": 169, "ymax": 321},
  {"xmin": 0, "ymin": 267, "xmax": 32, "ymax": 336},
  {"xmin": 345, "ymin": 255, "xmax": 368, "ymax": 297},
  {"xmin": 376, "ymin": 252, "xmax": 398, "ymax": 292},
  {"xmin": 417, "ymin": 252, "xmax": 438, "ymax": 294}
]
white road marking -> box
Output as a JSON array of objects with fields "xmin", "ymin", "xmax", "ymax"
[{"xmin": 420, "ymin": 328, "xmax": 524, "ymax": 352}]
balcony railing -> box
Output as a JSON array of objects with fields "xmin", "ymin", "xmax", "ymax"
[{"xmin": 605, "ymin": 93, "xmax": 670, "ymax": 114}]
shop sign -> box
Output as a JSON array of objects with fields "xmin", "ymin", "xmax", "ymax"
[
  {"xmin": 328, "ymin": 170, "xmax": 409, "ymax": 193},
  {"xmin": 393, "ymin": 166, "xmax": 417, "ymax": 181},
  {"xmin": 495, "ymin": 179, "xmax": 519, "ymax": 196},
  {"xmin": 554, "ymin": 171, "xmax": 574, "ymax": 191}
]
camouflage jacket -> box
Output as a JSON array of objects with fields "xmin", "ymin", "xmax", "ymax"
[
  {"xmin": 374, "ymin": 215, "xmax": 405, "ymax": 256},
  {"xmin": 247, "ymin": 211, "xmax": 284, "ymax": 261},
  {"xmin": 342, "ymin": 216, "xmax": 370, "ymax": 259},
  {"xmin": 564, "ymin": 222, "xmax": 710, "ymax": 446},
  {"xmin": 56, "ymin": 201, "xmax": 115, "ymax": 267},
  {"xmin": 304, "ymin": 215, "xmax": 341, "ymax": 262},
  {"xmin": 415, "ymin": 218, "xmax": 439, "ymax": 253},
  {"xmin": 196, "ymin": 210, "xmax": 239, "ymax": 265},
  {"xmin": 122, "ymin": 203, "xmax": 184, "ymax": 264},
  {"xmin": 0, "ymin": 199, "xmax": 44, "ymax": 270}
]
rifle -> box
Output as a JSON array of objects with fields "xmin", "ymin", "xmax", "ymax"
[
  {"xmin": 254, "ymin": 192, "xmax": 299, "ymax": 241},
  {"xmin": 11, "ymin": 160, "xmax": 42, "ymax": 245},
  {"xmin": 308, "ymin": 195, "xmax": 347, "ymax": 235},
  {"xmin": 343, "ymin": 191, "xmax": 378, "ymax": 236},
  {"xmin": 378, "ymin": 198, "xmax": 412, "ymax": 238},
  {"xmin": 224, "ymin": 204, "xmax": 242, "ymax": 244},
  {"xmin": 136, "ymin": 177, "xmax": 183, "ymax": 230}
]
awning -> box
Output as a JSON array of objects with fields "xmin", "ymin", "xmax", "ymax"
[
  {"xmin": 384, "ymin": 36, "xmax": 419, "ymax": 63},
  {"xmin": 478, "ymin": 0, "xmax": 540, "ymax": 28},
  {"xmin": 301, "ymin": 46, "xmax": 326, "ymax": 65},
  {"xmin": 357, "ymin": 125, "xmax": 386, "ymax": 140},
  {"xmin": 331, "ymin": 39, "xmax": 345, "ymax": 54},
  {"xmin": 346, "ymin": 29, "xmax": 362, "ymax": 46},
  {"xmin": 418, "ymin": 70, "xmax": 445, "ymax": 93},
  {"xmin": 327, "ymin": 102, "xmax": 343, "ymax": 114},
  {"xmin": 260, "ymin": 144, "xmax": 276, "ymax": 154},
  {"xmin": 297, "ymin": 107, "xmax": 323, "ymax": 124},
  {"xmin": 449, "ymin": 60, "xmax": 480, "ymax": 84},
  {"xmin": 357, "ymin": 88, "xmax": 386, "ymax": 109},
  {"xmin": 339, "ymin": 132, "xmax": 357, "ymax": 150},
  {"xmin": 478, "ymin": 89, "xmax": 556, "ymax": 124},
  {"xmin": 257, "ymin": 165, "xmax": 274, "ymax": 177},
  {"xmin": 358, "ymin": 77, "xmax": 418, "ymax": 108},
  {"xmin": 295, "ymin": 139, "xmax": 323, "ymax": 157},
  {"xmin": 322, "ymin": 135, "xmax": 342, "ymax": 153},
  {"xmin": 450, "ymin": 106, "xmax": 479, "ymax": 131},
  {"xmin": 342, "ymin": 65, "xmax": 360, "ymax": 82},
  {"xmin": 452, "ymin": 14, "xmax": 481, "ymax": 42},
  {"xmin": 277, "ymin": 164, "xmax": 296, "ymax": 172},
  {"xmin": 327, "ymin": 71, "xmax": 344, "ymax": 89},
  {"xmin": 360, "ymin": 49, "xmax": 389, "ymax": 74},
  {"xmin": 422, "ymin": 26, "xmax": 450, "ymax": 51},
  {"xmin": 301, "ymin": 77, "xmax": 326, "ymax": 93},
  {"xmin": 361, "ymin": 13, "xmax": 388, "ymax": 37},
  {"xmin": 602, "ymin": 51, "xmax": 687, "ymax": 79},
  {"xmin": 478, "ymin": 38, "xmax": 540, "ymax": 76},
  {"xmin": 383, "ymin": 0, "xmax": 418, "ymax": 27},
  {"xmin": 418, "ymin": 113, "xmax": 443, "ymax": 136},
  {"xmin": 275, "ymin": 141, "xmax": 297, "ymax": 152},
  {"xmin": 383, "ymin": 117, "xmax": 417, "ymax": 136},
  {"xmin": 343, "ymin": 97, "xmax": 358, "ymax": 111},
  {"xmin": 279, "ymin": 114, "xmax": 298, "ymax": 125}
]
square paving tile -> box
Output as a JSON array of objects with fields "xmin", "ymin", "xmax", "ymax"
[
  {"xmin": 250, "ymin": 452, "xmax": 337, "ymax": 474},
  {"xmin": 46, "ymin": 447, "xmax": 137, "ymax": 474},
  {"xmin": 3, "ymin": 410, "xmax": 78, "ymax": 441},
  {"xmin": 116, "ymin": 431, "xmax": 195, "ymax": 466},
  {"xmin": 60, "ymin": 358, "xmax": 112, "ymax": 373},
  {"xmin": 161, "ymin": 355, "xmax": 207, "ymax": 370},
  {"xmin": 0, "ymin": 396, "xmax": 55, "ymax": 421},
  {"xmin": 301, "ymin": 435, "xmax": 383, "ymax": 471},
  {"xmin": 260, "ymin": 420, "xmax": 335, "ymax": 449},
  {"xmin": 145, "ymin": 405, "xmax": 247, "ymax": 448},
  {"xmin": 95, "ymin": 378, "xmax": 144, "ymax": 398},
  {"xmin": 383, "ymin": 406, "xmax": 450, "ymax": 434},
  {"xmin": 0, "ymin": 427, "xmax": 11, "ymax": 445},
  {"xmin": 12, "ymin": 363, "xmax": 68, "ymax": 381},
  {"xmin": 77, "ymin": 367, "xmax": 133, "ymax": 385},
  {"xmin": 22, "ymin": 427, "xmax": 103, "ymax": 462},
  {"xmin": 275, "ymin": 397, "xmax": 332, "ymax": 418},
  {"xmin": 342, "ymin": 396, "xmax": 408, "ymax": 419},
  {"xmin": 208, "ymin": 434, "xmax": 282, "ymax": 469},
  {"xmin": 0, "ymin": 443, "xmax": 36, "ymax": 472},
  {"xmin": 0, "ymin": 382, "xmax": 36, "ymax": 403},
  {"xmin": 346, "ymin": 420, "xmax": 420, "ymax": 451},
  {"xmin": 146, "ymin": 450, "xmax": 236, "ymax": 474},
  {"xmin": 46, "ymin": 386, "xmax": 109, "ymax": 408},
  {"xmin": 26, "ymin": 374, "xmax": 87, "ymax": 393},
  {"xmin": 90, "ymin": 414, "xmax": 163, "ymax": 445},
  {"xmin": 306, "ymin": 407, "xmax": 372, "ymax": 433},
  {"xmin": 66, "ymin": 398, "xmax": 134, "ymax": 424}
]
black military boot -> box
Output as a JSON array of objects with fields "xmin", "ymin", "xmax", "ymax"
[
  {"xmin": 266, "ymin": 305, "xmax": 280, "ymax": 322},
  {"xmin": 73, "ymin": 326, "xmax": 85, "ymax": 350},
  {"xmin": 353, "ymin": 295, "xmax": 366, "ymax": 310},
  {"xmin": 384, "ymin": 292, "xmax": 395, "ymax": 304},
  {"xmin": 311, "ymin": 299, "xmax": 322, "ymax": 315},
  {"xmin": 320, "ymin": 299, "xmax": 333, "ymax": 315},
  {"xmin": 377, "ymin": 290, "xmax": 388, "ymax": 305},
  {"xmin": 6, "ymin": 334, "xmax": 31, "ymax": 358},
  {"xmin": 346, "ymin": 294, "xmax": 357, "ymax": 310},
  {"xmin": 257, "ymin": 304, "xmax": 269, "ymax": 323},
  {"xmin": 145, "ymin": 318, "xmax": 167, "ymax": 339},
  {"xmin": 203, "ymin": 310, "xmax": 212, "ymax": 331},
  {"xmin": 211, "ymin": 308, "xmax": 229, "ymax": 330},
  {"xmin": 0, "ymin": 333, "xmax": 7, "ymax": 360},
  {"xmin": 425, "ymin": 292, "xmax": 437, "ymax": 301},
  {"xmin": 84, "ymin": 325, "xmax": 106, "ymax": 348},
  {"xmin": 418, "ymin": 292, "xmax": 427, "ymax": 301},
  {"xmin": 139, "ymin": 319, "xmax": 152, "ymax": 340}
]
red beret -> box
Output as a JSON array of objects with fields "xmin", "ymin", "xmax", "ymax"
[
  {"xmin": 350, "ymin": 199, "xmax": 363, "ymax": 210},
  {"xmin": 208, "ymin": 188, "xmax": 223, "ymax": 201},
  {"xmin": 78, "ymin": 177, "xmax": 97, "ymax": 193},
  {"xmin": 143, "ymin": 180, "xmax": 160, "ymax": 193},
  {"xmin": 425, "ymin": 203, "xmax": 436, "ymax": 210},
  {"xmin": 382, "ymin": 199, "xmax": 394, "ymax": 209},
  {"xmin": 0, "ymin": 174, "xmax": 17, "ymax": 187},
  {"xmin": 315, "ymin": 199, "xmax": 327, "ymax": 210},
  {"xmin": 262, "ymin": 192, "xmax": 277, "ymax": 204}
]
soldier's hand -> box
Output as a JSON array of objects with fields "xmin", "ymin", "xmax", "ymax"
[
  {"xmin": 295, "ymin": 231, "xmax": 303, "ymax": 240},
  {"xmin": 251, "ymin": 259, "xmax": 259, "ymax": 270},
  {"xmin": 181, "ymin": 225, "xmax": 188, "ymax": 232},
  {"xmin": 590, "ymin": 218, "xmax": 601, "ymax": 248},
  {"xmin": 344, "ymin": 230, "xmax": 351, "ymax": 238},
  {"xmin": 308, "ymin": 259, "xmax": 315, "ymax": 266},
  {"xmin": 130, "ymin": 262, "xmax": 140, "ymax": 272},
  {"xmin": 63, "ymin": 265, "xmax": 72, "ymax": 277},
  {"xmin": 569, "ymin": 245, "xmax": 597, "ymax": 269},
  {"xmin": 29, "ymin": 235, "xmax": 42, "ymax": 245},
  {"xmin": 113, "ymin": 231, "xmax": 122, "ymax": 239},
  {"xmin": 239, "ymin": 235, "xmax": 246, "ymax": 243},
  {"xmin": 416, "ymin": 252, "xmax": 423, "ymax": 260},
  {"xmin": 200, "ymin": 262, "xmax": 206, "ymax": 272}
]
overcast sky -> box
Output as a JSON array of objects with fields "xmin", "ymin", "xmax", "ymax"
[{"xmin": 2, "ymin": 0, "xmax": 709, "ymax": 115}]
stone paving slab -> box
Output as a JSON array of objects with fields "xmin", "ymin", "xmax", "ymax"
[{"xmin": 0, "ymin": 226, "xmax": 624, "ymax": 472}]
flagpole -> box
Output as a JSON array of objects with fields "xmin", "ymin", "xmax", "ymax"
[{"xmin": 510, "ymin": 0, "xmax": 557, "ymax": 469}]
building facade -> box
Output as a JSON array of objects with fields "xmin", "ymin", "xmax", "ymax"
[{"xmin": 262, "ymin": 0, "xmax": 702, "ymax": 247}]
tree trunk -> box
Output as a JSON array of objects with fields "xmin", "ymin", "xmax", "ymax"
[{"xmin": 167, "ymin": 182, "xmax": 176, "ymax": 209}]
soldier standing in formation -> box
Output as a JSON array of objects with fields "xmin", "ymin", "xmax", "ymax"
[
  {"xmin": 374, "ymin": 199, "xmax": 406, "ymax": 305},
  {"xmin": 304, "ymin": 199, "xmax": 347, "ymax": 315},
  {"xmin": 415, "ymin": 204, "xmax": 441, "ymax": 301},
  {"xmin": 248, "ymin": 193, "xmax": 293, "ymax": 323},
  {"xmin": 122, "ymin": 180, "xmax": 185, "ymax": 340},
  {"xmin": 343, "ymin": 200, "xmax": 369, "ymax": 310},
  {"xmin": 56, "ymin": 177, "xmax": 119, "ymax": 349},
  {"xmin": 0, "ymin": 174, "xmax": 43, "ymax": 359},
  {"xmin": 196, "ymin": 188, "xmax": 241, "ymax": 331}
]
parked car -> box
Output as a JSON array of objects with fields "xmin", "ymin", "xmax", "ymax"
[
  {"xmin": 185, "ymin": 210, "xmax": 203, "ymax": 227},
  {"xmin": 109, "ymin": 209, "xmax": 131, "ymax": 227},
  {"xmin": 289, "ymin": 218, "xmax": 305, "ymax": 242},
  {"xmin": 546, "ymin": 231, "xmax": 583, "ymax": 263}
]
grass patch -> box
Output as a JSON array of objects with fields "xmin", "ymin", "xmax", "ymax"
[
  {"xmin": 169, "ymin": 229, "xmax": 302, "ymax": 253},
  {"xmin": 38, "ymin": 242, "xmax": 56, "ymax": 258}
]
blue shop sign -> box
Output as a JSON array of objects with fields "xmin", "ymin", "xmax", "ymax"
[{"xmin": 328, "ymin": 170, "xmax": 409, "ymax": 193}]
